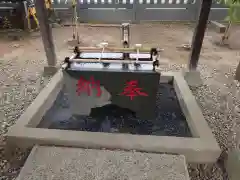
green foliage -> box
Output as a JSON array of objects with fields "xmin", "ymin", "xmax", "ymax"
[{"xmin": 219, "ymin": 0, "xmax": 240, "ymax": 22}]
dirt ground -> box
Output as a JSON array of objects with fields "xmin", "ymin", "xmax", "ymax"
[
  {"xmin": 0, "ymin": 23, "xmax": 238, "ymax": 65},
  {"xmin": 1, "ymin": 23, "xmax": 240, "ymax": 180}
]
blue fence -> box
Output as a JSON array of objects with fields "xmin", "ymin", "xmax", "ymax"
[{"xmin": 0, "ymin": 0, "xmax": 229, "ymax": 24}]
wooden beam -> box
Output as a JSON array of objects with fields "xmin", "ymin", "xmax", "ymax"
[
  {"xmin": 62, "ymin": 58, "xmax": 154, "ymax": 69},
  {"xmin": 68, "ymin": 58, "xmax": 154, "ymax": 64},
  {"xmin": 35, "ymin": 0, "xmax": 57, "ymax": 67},
  {"xmin": 210, "ymin": 21, "xmax": 226, "ymax": 34},
  {"xmin": 71, "ymin": 47, "xmax": 164, "ymax": 53},
  {"xmin": 61, "ymin": 23, "xmax": 121, "ymax": 27},
  {"xmin": 188, "ymin": 0, "xmax": 213, "ymax": 70}
]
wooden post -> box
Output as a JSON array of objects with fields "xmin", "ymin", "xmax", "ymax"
[
  {"xmin": 21, "ymin": 1, "xmax": 29, "ymax": 31},
  {"xmin": 235, "ymin": 62, "xmax": 240, "ymax": 81},
  {"xmin": 188, "ymin": 0, "xmax": 213, "ymax": 70},
  {"xmin": 35, "ymin": 0, "xmax": 57, "ymax": 73}
]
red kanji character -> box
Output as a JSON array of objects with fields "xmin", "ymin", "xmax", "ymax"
[
  {"xmin": 76, "ymin": 76, "xmax": 102, "ymax": 97},
  {"xmin": 120, "ymin": 80, "xmax": 148, "ymax": 100}
]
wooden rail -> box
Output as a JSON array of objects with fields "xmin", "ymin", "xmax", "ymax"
[
  {"xmin": 69, "ymin": 58, "xmax": 154, "ymax": 64},
  {"xmin": 69, "ymin": 47, "xmax": 164, "ymax": 53},
  {"xmin": 62, "ymin": 58, "xmax": 154, "ymax": 69}
]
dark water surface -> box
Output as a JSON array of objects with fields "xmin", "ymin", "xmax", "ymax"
[{"xmin": 38, "ymin": 83, "xmax": 192, "ymax": 137}]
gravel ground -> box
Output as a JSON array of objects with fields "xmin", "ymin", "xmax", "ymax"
[
  {"xmin": 0, "ymin": 24, "xmax": 240, "ymax": 180},
  {"xmin": 0, "ymin": 29, "xmax": 71, "ymax": 179}
]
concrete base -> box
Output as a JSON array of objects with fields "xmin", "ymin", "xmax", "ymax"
[
  {"xmin": 210, "ymin": 30, "xmax": 240, "ymax": 50},
  {"xmin": 226, "ymin": 150, "xmax": 240, "ymax": 180},
  {"xmin": 209, "ymin": 34, "xmax": 226, "ymax": 47},
  {"xmin": 44, "ymin": 66, "xmax": 58, "ymax": 76},
  {"xmin": 228, "ymin": 30, "xmax": 240, "ymax": 50},
  {"xmin": 16, "ymin": 145, "xmax": 190, "ymax": 180},
  {"xmin": 184, "ymin": 70, "xmax": 203, "ymax": 87},
  {"xmin": 6, "ymin": 71, "xmax": 220, "ymax": 164}
]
